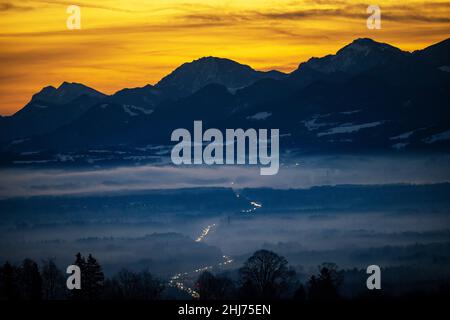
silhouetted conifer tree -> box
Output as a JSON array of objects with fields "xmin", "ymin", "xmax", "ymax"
[
  {"xmin": 0, "ymin": 262, "xmax": 17, "ymax": 300},
  {"xmin": 20, "ymin": 259, "xmax": 42, "ymax": 300},
  {"xmin": 72, "ymin": 252, "xmax": 86, "ymax": 300},
  {"xmin": 308, "ymin": 263, "xmax": 343, "ymax": 301},
  {"xmin": 85, "ymin": 254, "xmax": 104, "ymax": 299},
  {"xmin": 41, "ymin": 259, "xmax": 66, "ymax": 300}
]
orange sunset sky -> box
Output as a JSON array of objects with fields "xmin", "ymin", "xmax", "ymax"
[{"xmin": 0, "ymin": 0, "xmax": 449, "ymax": 115}]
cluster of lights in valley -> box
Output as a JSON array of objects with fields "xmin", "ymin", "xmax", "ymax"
[{"xmin": 169, "ymin": 187, "xmax": 262, "ymax": 298}]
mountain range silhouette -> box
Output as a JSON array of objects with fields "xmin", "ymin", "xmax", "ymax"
[{"xmin": 0, "ymin": 37, "xmax": 449, "ymax": 162}]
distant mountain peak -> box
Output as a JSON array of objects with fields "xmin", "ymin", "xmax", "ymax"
[
  {"xmin": 347, "ymin": 37, "xmax": 381, "ymax": 46},
  {"xmin": 193, "ymin": 56, "xmax": 240, "ymax": 63},
  {"xmin": 294, "ymin": 38, "xmax": 406, "ymax": 76},
  {"xmin": 31, "ymin": 82, "xmax": 105, "ymax": 104},
  {"xmin": 155, "ymin": 56, "xmax": 286, "ymax": 95},
  {"xmin": 338, "ymin": 38, "xmax": 403, "ymax": 55},
  {"xmin": 58, "ymin": 81, "xmax": 86, "ymax": 89}
]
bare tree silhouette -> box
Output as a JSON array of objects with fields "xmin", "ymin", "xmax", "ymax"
[{"xmin": 239, "ymin": 249, "xmax": 295, "ymax": 299}]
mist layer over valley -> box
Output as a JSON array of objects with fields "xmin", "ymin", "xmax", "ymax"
[{"xmin": 1, "ymin": 156, "xmax": 450, "ymax": 298}]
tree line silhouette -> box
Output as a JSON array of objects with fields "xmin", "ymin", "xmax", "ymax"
[
  {"xmin": 0, "ymin": 252, "xmax": 165, "ymax": 300},
  {"xmin": 0, "ymin": 249, "xmax": 350, "ymax": 300},
  {"xmin": 196, "ymin": 250, "xmax": 343, "ymax": 301}
]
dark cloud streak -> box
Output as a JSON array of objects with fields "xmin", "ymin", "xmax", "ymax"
[{"xmin": 0, "ymin": 1, "xmax": 35, "ymax": 11}]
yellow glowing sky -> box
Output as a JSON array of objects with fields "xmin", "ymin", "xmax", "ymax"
[{"xmin": 0, "ymin": 0, "xmax": 449, "ymax": 115}]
